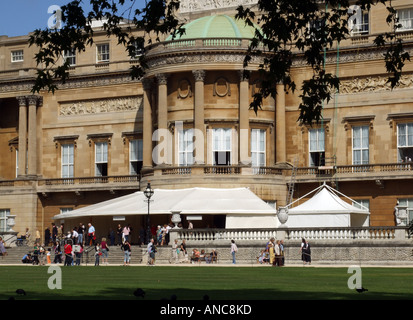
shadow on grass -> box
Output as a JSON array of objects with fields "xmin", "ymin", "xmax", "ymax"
[{"xmin": 2, "ymin": 287, "xmax": 412, "ymax": 301}]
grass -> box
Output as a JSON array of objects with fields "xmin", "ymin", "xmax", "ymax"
[{"xmin": 1, "ymin": 265, "xmax": 413, "ymax": 300}]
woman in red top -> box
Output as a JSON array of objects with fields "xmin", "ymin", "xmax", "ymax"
[
  {"xmin": 64, "ymin": 243, "xmax": 72, "ymax": 266},
  {"xmin": 101, "ymin": 238, "xmax": 109, "ymax": 265}
]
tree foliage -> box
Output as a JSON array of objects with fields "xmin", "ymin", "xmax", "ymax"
[{"xmin": 29, "ymin": 0, "xmax": 410, "ymax": 125}]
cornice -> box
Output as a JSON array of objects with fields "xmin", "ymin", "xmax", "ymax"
[{"xmin": 0, "ymin": 70, "xmax": 140, "ymax": 94}]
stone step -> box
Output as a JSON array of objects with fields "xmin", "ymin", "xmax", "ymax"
[{"xmin": 0, "ymin": 245, "xmax": 147, "ymax": 265}]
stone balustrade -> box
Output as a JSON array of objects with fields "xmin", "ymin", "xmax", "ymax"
[{"xmin": 170, "ymin": 226, "xmax": 410, "ymax": 245}]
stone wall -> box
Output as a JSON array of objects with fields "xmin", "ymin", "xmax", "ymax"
[{"xmin": 152, "ymin": 240, "xmax": 413, "ymax": 266}]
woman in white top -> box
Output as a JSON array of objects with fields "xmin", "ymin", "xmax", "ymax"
[{"xmin": 230, "ymin": 240, "xmax": 238, "ymax": 264}]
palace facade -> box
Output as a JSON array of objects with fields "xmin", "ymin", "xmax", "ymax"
[{"xmin": 1, "ymin": 0, "xmax": 413, "ymax": 243}]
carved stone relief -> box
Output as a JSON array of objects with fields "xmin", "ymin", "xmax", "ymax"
[
  {"xmin": 179, "ymin": 0, "xmax": 258, "ymax": 13},
  {"xmin": 178, "ymin": 79, "xmax": 192, "ymax": 99},
  {"xmin": 340, "ymin": 74, "xmax": 413, "ymax": 94},
  {"xmin": 59, "ymin": 96, "xmax": 142, "ymax": 116}
]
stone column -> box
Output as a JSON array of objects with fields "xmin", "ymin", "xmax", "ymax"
[
  {"xmin": 275, "ymin": 84, "xmax": 286, "ymax": 163},
  {"xmin": 142, "ymin": 78, "xmax": 154, "ymax": 169},
  {"xmin": 239, "ymin": 71, "xmax": 250, "ymax": 165},
  {"xmin": 16, "ymin": 96, "xmax": 27, "ymax": 177},
  {"xmin": 156, "ymin": 73, "xmax": 168, "ymax": 165},
  {"xmin": 193, "ymin": 70, "xmax": 205, "ymax": 164},
  {"xmin": 27, "ymin": 95, "xmax": 41, "ymax": 177}
]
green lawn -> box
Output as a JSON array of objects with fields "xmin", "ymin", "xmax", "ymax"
[{"xmin": 1, "ymin": 266, "xmax": 413, "ymax": 300}]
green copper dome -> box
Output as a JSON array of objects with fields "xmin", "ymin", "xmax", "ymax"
[{"xmin": 166, "ymin": 15, "xmax": 257, "ymax": 40}]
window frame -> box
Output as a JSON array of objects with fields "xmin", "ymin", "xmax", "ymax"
[
  {"xmin": 308, "ymin": 128, "xmax": 325, "ymax": 167},
  {"xmin": 397, "ymin": 8, "xmax": 413, "ymax": 32},
  {"xmin": 129, "ymin": 139, "xmax": 143, "ymax": 175},
  {"xmin": 64, "ymin": 48, "xmax": 76, "ymax": 66},
  {"xmin": 11, "ymin": 50, "xmax": 24, "ymax": 62},
  {"xmin": 0, "ymin": 209, "xmax": 10, "ymax": 232},
  {"xmin": 349, "ymin": 10, "xmax": 370, "ymax": 35},
  {"xmin": 397, "ymin": 122, "xmax": 413, "ymax": 162},
  {"xmin": 399, "ymin": 198, "xmax": 413, "ymax": 224},
  {"xmin": 95, "ymin": 141, "xmax": 108, "ymax": 177},
  {"xmin": 178, "ymin": 128, "xmax": 194, "ymax": 167},
  {"xmin": 212, "ymin": 127, "xmax": 232, "ymax": 166},
  {"xmin": 61, "ymin": 143, "xmax": 75, "ymax": 178},
  {"xmin": 96, "ymin": 43, "xmax": 110, "ymax": 63},
  {"xmin": 251, "ymin": 128, "xmax": 266, "ymax": 168},
  {"xmin": 352, "ymin": 125, "xmax": 369, "ymax": 165}
]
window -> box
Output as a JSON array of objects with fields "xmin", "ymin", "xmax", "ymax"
[
  {"xmin": 397, "ymin": 8, "xmax": 413, "ymax": 31},
  {"xmin": 353, "ymin": 199, "xmax": 370, "ymax": 210},
  {"xmin": 130, "ymin": 40, "xmax": 144, "ymax": 60},
  {"xmin": 61, "ymin": 144, "xmax": 74, "ymax": 178},
  {"xmin": 349, "ymin": 10, "xmax": 369, "ymax": 35},
  {"xmin": 309, "ymin": 128, "xmax": 325, "ymax": 167},
  {"xmin": 178, "ymin": 129, "xmax": 194, "ymax": 166},
  {"xmin": 212, "ymin": 128, "xmax": 232, "ymax": 165},
  {"xmin": 251, "ymin": 129, "xmax": 266, "ymax": 167},
  {"xmin": 15, "ymin": 149, "xmax": 28, "ymax": 177},
  {"xmin": 11, "ymin": 50, "xmax": 24, "ymax": 62},
  {"xmin": 397, "ymin": 123, "xmax": 413, "ymax": 162},
  {"xmin": 129, "ymin": 139, "xmax": 143, "ymax": 175},
  {"xmin": 399, "ymin": 198, "xmax": 413, "ymax": 224},
  {"xmin": 95, "ymin": 142, "xmax": 108, "ymax": 176},
  {"xmin": 64, "ymin": 48, "xmax": 76, "ymax": 66},
  {"xmin": 96, "ymin": 44, "xmax": 110, "ymax": 62},
  {"xmin": 60, "ymin": 208, "xmax": 73, "ymax": 215},
  {"xmin": 352, "ymin": 126, "xmax": 369, "ymax": 165},
  {"xmin": 0, "ymin": 209, "xmax": 10, "ymax": 232}
]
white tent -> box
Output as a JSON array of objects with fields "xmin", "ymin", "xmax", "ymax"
[
  {"xmin": 285, "ymin": 183, "xmax": 370, "ymax": 227},
  {"xmin": 52, "ymin": 187, "xmax": 279, "ymax": 228}
]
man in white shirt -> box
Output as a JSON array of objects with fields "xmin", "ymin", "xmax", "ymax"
[{"xmin": 87, "ymin": 223, "xmax": 95, "ymax": 246}]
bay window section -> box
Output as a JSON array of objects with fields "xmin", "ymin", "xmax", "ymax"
[
  {"xmin": 212, "ymin": 128, "xmax": 232, "ymax": 166},
  {"xmin": 178, "ymin": 129, "xmax": 194, "ymax": 166},
  {"xmin": 251, "ymin": 129, "xmax": 266, "ymax": 168}
]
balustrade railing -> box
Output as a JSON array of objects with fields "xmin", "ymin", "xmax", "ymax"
[
  {"xmin": 38, "ymin": 175, "xmax": 140, "ymax": 186},
  {"xmin": 171, "ymin": 226, "xmax": 409, "ymax": 243}
]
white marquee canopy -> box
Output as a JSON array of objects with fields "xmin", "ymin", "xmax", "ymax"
[
  {"xmin": 52, "ymin": 187, "xmax": 279, "ymax": 228},
  {"xmin": 285, "ymin": 183, "xmax": 370, "ymax": 227}
]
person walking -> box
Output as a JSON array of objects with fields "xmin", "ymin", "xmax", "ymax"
[
  {"xmin": 94, "ymin": 243, "xmax": 101, "ymax": 266},
  {"xmin": 87, "ymin": 223, "xmax": 96, "ymax": 246},
  {"xmin": 122, "ymin": 240, "xmax": 131, "ymax": 266},
  {"xmin": 116, "ymin": 224, "xmax": 123, "ymax": 245},
  {"xmin": 300, "ymin": 238, "xmax": 311, "ymax": 265},
  {"xmin": 0, "ymin": 237, "xmax": 7, "ymax": 258},
  {"xmin": 147, "ymin": 238, "xmax": 156, "ymax": 265},
  {"xmin": 101, "ymin": 237, "xmax": 109, "ymax": 265},
  {"xmin": 64, "ymin": 241, "xmax": 73, "ymax": 266},
  {"xmin": 230, "ymin": 240, "xmax": 238, "ymax": 264},
  {"xmin": 78, "ymin": 223, "xmax": 85, "ymax": 246}
]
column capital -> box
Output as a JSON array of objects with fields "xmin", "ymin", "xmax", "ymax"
[
  {"xmin": 238, "ymin": 70, "xmax": 250, "ymax": 82},
  {"xmin": 17, "ymin": 95, "xmax": 43, "ymax": 107},
  {"xmin": 192, "ymin": 70, "xmax": 205, "ymax": 82},
  {"xmin": 155, "ymin": 73, "xmax": 168, "ymax": 85},
  {"xmin": 16, "ymin": 96, "xmax": 27, "ymax": 107},
  {"xmin": 142, "ymin": 77, "xmax": 155, "ymax": 91},
  {"xmin": 28, "ymin": 95, "xmax": 43, "ymax": 107}
]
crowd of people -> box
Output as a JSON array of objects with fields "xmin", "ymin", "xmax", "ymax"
[
  {"xmin": 15, "ymin": 224, "xmax": 311, "ymax": 266},
  {"xmin": 257, "ymin": 238, "xmax": 285, "ymax": 266}
]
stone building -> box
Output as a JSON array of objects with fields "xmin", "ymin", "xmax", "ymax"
[{"xmin": 0, "ymin": 0, "xmax": 413, "ymax": 243}]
